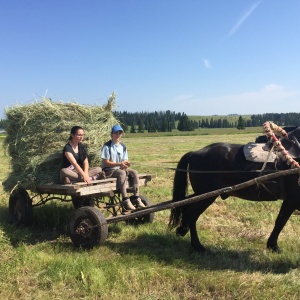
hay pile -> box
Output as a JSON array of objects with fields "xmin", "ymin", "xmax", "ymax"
[{"xmin": 2, "ymin": 93, "xmax": 119, "ymax": 192}]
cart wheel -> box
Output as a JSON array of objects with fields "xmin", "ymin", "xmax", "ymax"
[
  {"xmin": 69, "ymin": 206, "xmax": 108, "ymax": 249},
  {"xmin": 128, "ymin": 195, "xmax": 155, "ymax": 224},
  {"xmin": 9, "ymin": 185, "xmax": 33, "ymax": 226},
  {"xmin": 71, "ymin": 196, "xmax": 95, "ymax": 209}
]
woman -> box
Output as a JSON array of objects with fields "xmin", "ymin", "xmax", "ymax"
[{"xmin": 60, "ymin": 126, "xmax": 102, "ymax": 184}]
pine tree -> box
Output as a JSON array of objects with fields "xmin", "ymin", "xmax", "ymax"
[
  {"xmin": 130, "ymin": 124, "xmax": 136, "ymax": 133},
  {"xmin": 237, "ymin": 116, "xmax": 245, "ymax": 130},
  {"xmin": 137, "ymin": 118, "xmax": 145, "ymax": 133},
  {"xmin": 177, "ymin": 114, "xmax": 194, "ymax": 131}
]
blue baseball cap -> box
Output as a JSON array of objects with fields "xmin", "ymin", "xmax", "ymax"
[{"xmin": 111, "ymin": 125, "xmax": 124, "ymax": 133}]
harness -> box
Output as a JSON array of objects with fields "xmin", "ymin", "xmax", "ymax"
[{"xmin": 256, "ymin": 122, "xmax": 300, "ymax": 200}]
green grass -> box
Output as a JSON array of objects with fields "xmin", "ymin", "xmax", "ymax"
[{"xmin": 1, "ymin": 128, "xmax": 300, "ymax": 299}]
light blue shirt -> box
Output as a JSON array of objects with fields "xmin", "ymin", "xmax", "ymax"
[{"xmin": 101, "ymin": 141, "xmax": 128, "ymax": 170}]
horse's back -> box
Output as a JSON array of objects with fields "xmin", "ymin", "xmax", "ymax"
[
  {"xmin": 190, "ymin": 142, "xmax": 244, "ymax": 170},
  {"xmin": 188, "ymin": 142, "xmax": 264, "ymax": 196}
]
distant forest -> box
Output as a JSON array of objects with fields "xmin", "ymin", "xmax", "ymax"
[
  {"xmin": 0, "ymin": 111, "xmax": 299, "ymax": 132},
  {"xmin": 113, "ymin": 111, "xmax": 300, "ymax": 132}
]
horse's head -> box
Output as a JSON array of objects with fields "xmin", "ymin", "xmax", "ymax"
[
  {"xmin": 255, "ymin": 125, "xmax": 300, "ymax": 159},
  {"xmin": 280, "ymin": 127, "xmax": 300, "ymax": 158},
  {"xmin": 288, "ymin": 127, "xmax": 300, "ymax": 155}
]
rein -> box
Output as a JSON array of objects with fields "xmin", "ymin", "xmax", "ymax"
[
  {"xmin": 132, "ymin": 163, "xmax": 277, "ymax": 174},
  {"xmin": 165, "ymin": 168, "xmax": 277, "ymax": 174}
]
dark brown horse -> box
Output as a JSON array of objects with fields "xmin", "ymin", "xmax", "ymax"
[{"xmin": 169, "ymin": 127, "xmax": 300, "ymax": 253}]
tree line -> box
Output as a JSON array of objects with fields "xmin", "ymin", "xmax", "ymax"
[
  {"xmin": 113, "ymin": 110, "xmax": 180, "ymax": 133},
  {"xmin": 113, "ymin": 111, "xmax": 300, "ymax": 132},
  {"xmin": 1, "ymin": 112, "xmax": 300, "ymax": 132}
]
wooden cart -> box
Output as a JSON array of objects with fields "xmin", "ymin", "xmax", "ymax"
[
  {"xmin": 9, "ymin": 167, "xmax": 299, "ymax": 250},
  {"xmin": 8, "ymin": 174, "xmax": 156, "ymax": 249}
]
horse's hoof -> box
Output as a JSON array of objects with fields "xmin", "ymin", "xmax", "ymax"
[
  {"xmin": 192, "ymin": 243, "xmax": 207, "ymax": 253},
  {"xmin": 176, "ymin": 226, "xmax": 189, "ymax": 237},
  {"xmin": 267, "ymin": 244, "xmax": 282, "ymax": 253}
]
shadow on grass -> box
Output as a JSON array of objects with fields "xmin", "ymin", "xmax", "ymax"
[
  {"xmin": 1, "ymin": 203, "xmax": 299, "ymax": 274},
  {"xmin": 0, "ymin": 203, "xmax": 122, "ymax": 248},
  {"xmin": 0, "ymin": 203, "xmax": 74, "ymax": 247},
  {"xmin": 104, "ymin": 229, "xmax": 300, "ymax": 275}
]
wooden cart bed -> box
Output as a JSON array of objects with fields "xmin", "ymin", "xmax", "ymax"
[{"xmin": 35, "ymin": 174, "xmax": 156, "ymax": 197}]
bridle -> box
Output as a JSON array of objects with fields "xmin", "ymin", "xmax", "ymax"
[{"xmin": 263, "ymin": 121, "xmax": 300, "ymax": 169}]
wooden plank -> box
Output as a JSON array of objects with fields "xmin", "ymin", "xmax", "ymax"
[
  {"xmin": 35, "ymin": 173, "xmax": 156, "ymax": 196},
  {"xmin": 36, "ymin": 179, "xmax": 117, "ymax": 195},
  {"xmin": 76, "ymin": 182, "xmax": 118, "ymax": 196},
  {"xmin": 77, "ymin": 186, "xmax": 117, "ymax": 196}
]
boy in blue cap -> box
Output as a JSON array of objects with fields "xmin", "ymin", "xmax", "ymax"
[{"xmin": 101, "ymin": 124, "xmax": 145, "ymax": 211}]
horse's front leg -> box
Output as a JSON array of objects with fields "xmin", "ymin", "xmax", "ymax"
[{"xmin": 267, "ymin": 199, "xmax": 295, "ymax": 252}]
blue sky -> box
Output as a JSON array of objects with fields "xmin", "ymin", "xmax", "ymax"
[{"xmin": 1, "ymin": 0, "xmax": 300, "ymax": 118}]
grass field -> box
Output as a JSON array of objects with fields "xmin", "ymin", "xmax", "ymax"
[{"xmin": 1, "ymin": 128, "xmax": 300, "ymax": 299}]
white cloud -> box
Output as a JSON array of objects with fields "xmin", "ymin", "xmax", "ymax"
[
  {"xmin": 202, "ymin": 58, "xmax": 212, "ymax": 69},
  {"xmin": 227, "ymin": 1, "xmax": 262, "ymax": 37},
  {"xmin": 261, "ymin": 83, "xmax": 282, "ymax": 92},
  {"xmin": 168, "ymin": 84, "xmax": 300, "ymax": 115}
]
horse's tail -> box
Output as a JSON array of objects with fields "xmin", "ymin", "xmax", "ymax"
[{"xmin": 168, "ymin": 151, "xmax": 193, "ymax": 229}]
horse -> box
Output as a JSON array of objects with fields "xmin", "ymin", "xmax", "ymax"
[{"xmin": 169, "ymin": 126, "xmax": 300, "ymax": 253}]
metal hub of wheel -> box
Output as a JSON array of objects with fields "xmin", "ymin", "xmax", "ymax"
[{"xmin": 75, "ymin": 219, "xmax": 94, "ymax": 237}]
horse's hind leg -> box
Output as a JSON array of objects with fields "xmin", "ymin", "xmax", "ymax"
[
  {"xmin": 267, "ymin": 200, "xmax": 295, "ymax": 252},
  {"xmin": 186, "ymin": 197, "xmax": 216, "ymax": 252},
  {"xmin": 176, "ymin": 195, "xmax": 195, "ymax": 237},
  {"xmin": 176, "ymin": 209, "xmax": 190, "ymax": 237}
]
